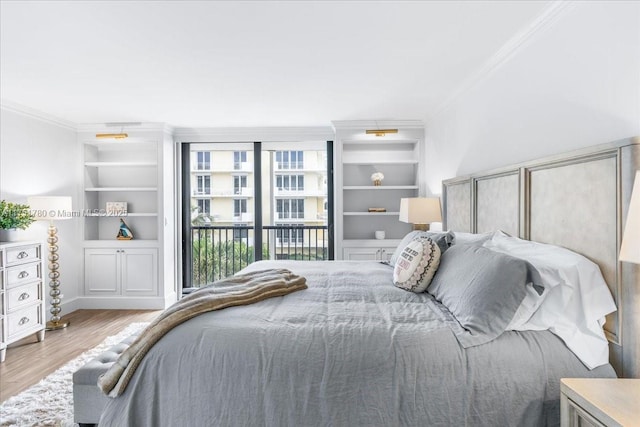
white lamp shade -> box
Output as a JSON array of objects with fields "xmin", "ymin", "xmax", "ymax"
[
  {"xmin": 28, "ymin": 196, "xmax": 73, "ymax": 221},
  {"xmin": 399, "ymin": 197, "xmax": 442, "ymax": 225},
  {"xmin": 620, "ymin": 171, "xmax": 640, "ymax": 264}
]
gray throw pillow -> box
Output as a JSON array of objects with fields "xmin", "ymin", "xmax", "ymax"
[
  {"xmin": 389, "ymin": 230, "xmax": 454, "ymax": 266},
  {"xmin": 427, "ymin": 244, "xmax": 537, "ymax": 348}
]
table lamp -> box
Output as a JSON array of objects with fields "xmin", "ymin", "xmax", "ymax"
[{"xmin": 399, "ymin": 197, "xmax": 442, "ymax": 231}]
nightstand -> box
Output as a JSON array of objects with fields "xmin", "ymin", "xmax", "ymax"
[{"xmin": 560, "ymin": 378, "xmax": 640, "ymax": 427}]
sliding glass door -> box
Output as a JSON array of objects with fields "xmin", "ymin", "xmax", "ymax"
[{"xmin": 182, "ymin": 141, "xmax": 333, "ymax": 290}]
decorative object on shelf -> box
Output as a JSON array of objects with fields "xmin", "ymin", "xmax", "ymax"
[
  {"xmin": 399, "ymin": 197, "xmax": 442, "ymax": 231},
  {"xmin": 620, "ymin": 170, "xmax": 639, "ymax": 264},
  {"xmin": 117, "ymin": 218, "xmax": 134, "ymax": 240},
  {"xmin": 27, "ymin": 196, "xmax": 73, "ymax": 330},
  {"xmin": 106, "ymin": 202, "xmax": 128, "ymax": 215},
  {"xmin": 0, "ymin": 200, "xmax": 35, "ymax": 241},
  {"xmin": 365, "ymin": 129, "xmax": 398, "ymax": 137},
  {"xmin": 375, "ymin": 230, "xmax": 385, "ymax": 240},
  {"xmin": 371, "ymin": 172, "xmax": 384, "ymax": 186},
  {"xmin": 368, "ymin": 207, "xmax": 387, "ymax": 213}
]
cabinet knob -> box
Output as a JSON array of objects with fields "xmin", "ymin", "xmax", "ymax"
[
  {"xmin": 17, "ymin": 270, "xmax": 29, "ymax": 279},
  {"xmin": 18, "ymin": 316, "xmax": 30, "ymax": 326},
  {"xmin": 17, "ymin": 251, "xmax": 29, "ymax": 259},
  {"xmin": 18, "ymin": 292, "xmax": 30, "ymax": 301}
]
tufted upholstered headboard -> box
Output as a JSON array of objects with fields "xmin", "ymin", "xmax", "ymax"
[{"xmin": 442, "ymin": 137, "xmax": 640, "ymax": 378}]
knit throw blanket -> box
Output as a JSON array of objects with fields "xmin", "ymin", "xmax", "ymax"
[{"xmin": 98, "ymin": 268, "xmax": 307, "ymax": 397}]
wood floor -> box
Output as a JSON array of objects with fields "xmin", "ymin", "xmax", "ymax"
[{"xmin": 0, "ymin": 309, "xmax": 161, "ymax": 402}]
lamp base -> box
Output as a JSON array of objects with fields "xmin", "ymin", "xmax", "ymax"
[
  {"xmin": 413, "ymin": 224, "xmax": 430, "ymax": 231},
  {"xmin": 46, "ymin": 319, "xmax": 70, "ymax": 331}
]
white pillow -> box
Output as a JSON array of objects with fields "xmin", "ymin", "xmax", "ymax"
[
  {"xmin": 393, "ymin": 236, "xmax": 441, "ymax": 293},
  {"xmin": 451, "ymin": 231, "xmax": 496, "ymax": 246},
  {"xmin": 482, "ymin": 232, "xmax": 617, "ymax": 369}
]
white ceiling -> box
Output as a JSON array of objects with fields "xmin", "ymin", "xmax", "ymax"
[{"xmin": 0, "ymin": 1, "xmax": 552, "ymax": 128}]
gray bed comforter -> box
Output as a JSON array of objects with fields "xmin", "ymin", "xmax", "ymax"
[{"xmin": 99, "ymin": 260, "xmax": 615, "ymax": 427}]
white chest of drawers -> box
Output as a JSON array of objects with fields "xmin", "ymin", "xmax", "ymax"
[{"xmin": 0, "ymin": 241, "xmax": 46, "ymax": 362}]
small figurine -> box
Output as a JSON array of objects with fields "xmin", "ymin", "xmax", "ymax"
[{"xmin": 117, "ymin": 218, "xmax": 133, "ymax": 240}]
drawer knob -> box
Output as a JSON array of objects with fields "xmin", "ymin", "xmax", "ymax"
[
  {"xmin": 17, "ymin": 251, "xmax": 29, "ymax": 259},
  {"xmin": 17, "ymin": 271, "xmax": 30, "ymax": 279},
  {"xmin": 18, "ymin": 316, "xmax": 30, "ymax": 325},
  {"xmin": 18, "ymin": 292, "xmax": 30, "ymax": 301}
]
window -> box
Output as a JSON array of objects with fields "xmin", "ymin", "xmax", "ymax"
[
  {"xmin": 233, "ymin": 175, "xmax": 247, "ymax": 195},
  {"xmin": 276, "ymin": 199, "xmax": 304, "ymax": 219},
  {"xmin": 196, "ymin": 175, "xmax": 210, "ymax": 195},
  {"xmin": 196, "ymin": 152, "xmax": 211, "ymax": 170},
  {"xmin": 233, "ymin": 151, "xmax": 247, "ymax": 170},
  {"xmin": 277, "ymin": 223, "xmax": 304, "ymax": 244},
  {"xmin": 275, "ymin": 151, "xmax": 303, "ymax": 169},
  {"xmin": 276, "ymin": 174, "xmax": 304, "ymax": 191},
  {"xmin": 234, "ymin": 223, "xmax": 248, "ymax": 239},
  {"xmin": 234, "ymin": 199, "xmax": 247, "ymax": 216},
  {"xmin": 197, "ymin": 199, "xmax": 210, "ymax": 215}
]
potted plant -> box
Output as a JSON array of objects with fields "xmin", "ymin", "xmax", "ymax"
[{"xmin": 0, "ymin": 200, "xmax": 35, "ymax": 241}]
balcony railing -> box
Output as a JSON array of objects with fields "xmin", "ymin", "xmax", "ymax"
[{"xmin": 189, "ymin": 225, "xmax": 328, "ymax": 287}]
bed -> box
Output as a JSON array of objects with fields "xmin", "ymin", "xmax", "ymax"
[{"xmin": 98, "ymin": 137, "xmax": 639, "ymax": 426}]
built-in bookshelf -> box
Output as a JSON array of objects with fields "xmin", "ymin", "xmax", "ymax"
[
  {"xmin": 83, "ymin": 141, "xmax": 159, "ymax": 241},
  {"xmin": 333, "ymin": 121, "xmax": 424, "ymax": 260}
]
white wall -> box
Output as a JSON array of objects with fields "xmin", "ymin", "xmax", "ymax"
[
  {"xmin": 0, "ymin": 107, "xmax": 83, "ymax": 317},
  {"xmin": 425, "ymin": 1, "xmax": 640, "ymax": 194}
]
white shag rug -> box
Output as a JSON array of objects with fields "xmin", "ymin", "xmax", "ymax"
[{"xmin": 0, "ymin": 322, "xmax": 149, "ymax": 427}]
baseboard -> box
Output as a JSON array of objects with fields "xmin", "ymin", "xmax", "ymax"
[{"xmin": 71, "ymin": 296, "xmax": 169, "ymax": 310}]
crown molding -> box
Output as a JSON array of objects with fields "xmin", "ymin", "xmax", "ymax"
[
  {"xmin": 331, "ymin": 119, "xmax": 424, "ymax": 130},
  {"xmin": 173, "ymin": 126, "xmax": 335, "ymax": 143},
  {"xmin": 432, "ymin": 0, "xmax": 575, "ymax": 118},
  {"xmin": 0, "ymin": 99, "xmax": 77, "ymax": 131},
  {"xmin": 77, "ymin": 122, "xmax": 173, "ymax": 134}
]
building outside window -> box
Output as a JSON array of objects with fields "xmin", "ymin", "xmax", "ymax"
[
  {"xmin": 276, "ymin": 198, "xmax": 304, "ymax": 219},
  {"xmin": 234, "ymin": 199, "xmax": 247, "ymax": 217},
  {"xmin": 196, "ymin": 175, "xmax": 210, "ymax": 195},
  {"xmin": 197, "ymin": 199, "xmax": 210, "ymax": 215},
  {"xmin": 276, "ymin": 174, "xmax": 304, "ymax": 191},
  {"xmin": 234, "ymin": 223, "xmax": 248, "ymax": 239},
  {"xmin": 275, "ymin": 151, "xmax": 303, "ymax": 170},
  {"xmin": 233, "ymin": 151, "xmax": 247, "ymax": 170},
  {"xmin": 233, "ymin": 175, "xmax": 248, "ymax": 195},
  {"xmin": 196, "ymin": 151, "xmax": 211, "ymax": 170},
  {"xmin": 278, "ymin": 223, "xmax": 304, "ymax": 244}
]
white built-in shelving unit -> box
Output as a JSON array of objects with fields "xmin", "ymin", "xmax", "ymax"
[
  {"xmin": 333, "ymin": 120, "xmax": 424, "ymax": 260},
  {"xmin": 79, "ymin": 125, "xmax": 176, "ymax": 310}
]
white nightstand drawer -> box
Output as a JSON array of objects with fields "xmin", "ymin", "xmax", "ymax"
[
  {"xmin": 6, "ymin": 263, "xmax": 41, "ymax": 287},
  {"xmin": 5, "ymin": 245, "xmax": 40, "ymax": 267},
  {"xmin": 6, "ymin": 282, "xmax": 41, "ymax": 311},
  {"xmin": 7, "ymin": 304, "xmax": 43, "ymax": 340}
]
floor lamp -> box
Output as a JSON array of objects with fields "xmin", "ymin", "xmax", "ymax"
[{"xmin": 28, "ymin": 196, "xmax": 73, "ymax": 330}]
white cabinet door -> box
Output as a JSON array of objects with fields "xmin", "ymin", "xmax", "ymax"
[
  {"xmin": 343, "ymin": 247, "xmax": 381, "ymax": 261},
  {"xmin": 121, "ymin": 249, "xmax": 158, "ymax": 296},
  {"xmin": 84, "ymin": 249, "xmax": 119, "ymax": 295},
  {"xmin": 85, "ymin": 248, "xmax": 158, "ymax": 296},
  {"xmin": 343, "ymin": 246, "xmax": 395, "ymax": 261}
]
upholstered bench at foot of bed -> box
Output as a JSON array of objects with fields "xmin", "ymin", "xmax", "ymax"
[{"xmin": 72, "ymin": 333, "xmax": 139, "ymax": 427}]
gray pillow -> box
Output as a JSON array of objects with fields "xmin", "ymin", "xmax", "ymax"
[
  {"xmin": 389, "ymin": 230, "xmax": 454, "ymax": 266},
  {"xmin": 427, "ymin": 244, "xmax": 537, "ymax": 348}
]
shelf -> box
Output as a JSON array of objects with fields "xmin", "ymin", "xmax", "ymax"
[
  {"xmin": 85, "ymin": 161, "xmax": 157, "ymax": 167},
  {"xmin": 85, "ymin": 187, "xmax": 158, "ymax": 192},
  {"xmin": 344, "ymin": 212, "xmax": 400, "ymax": 216},
  {"xmin": 343, "ymin": 185, "xmax": 418, "ymax": 190}
]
